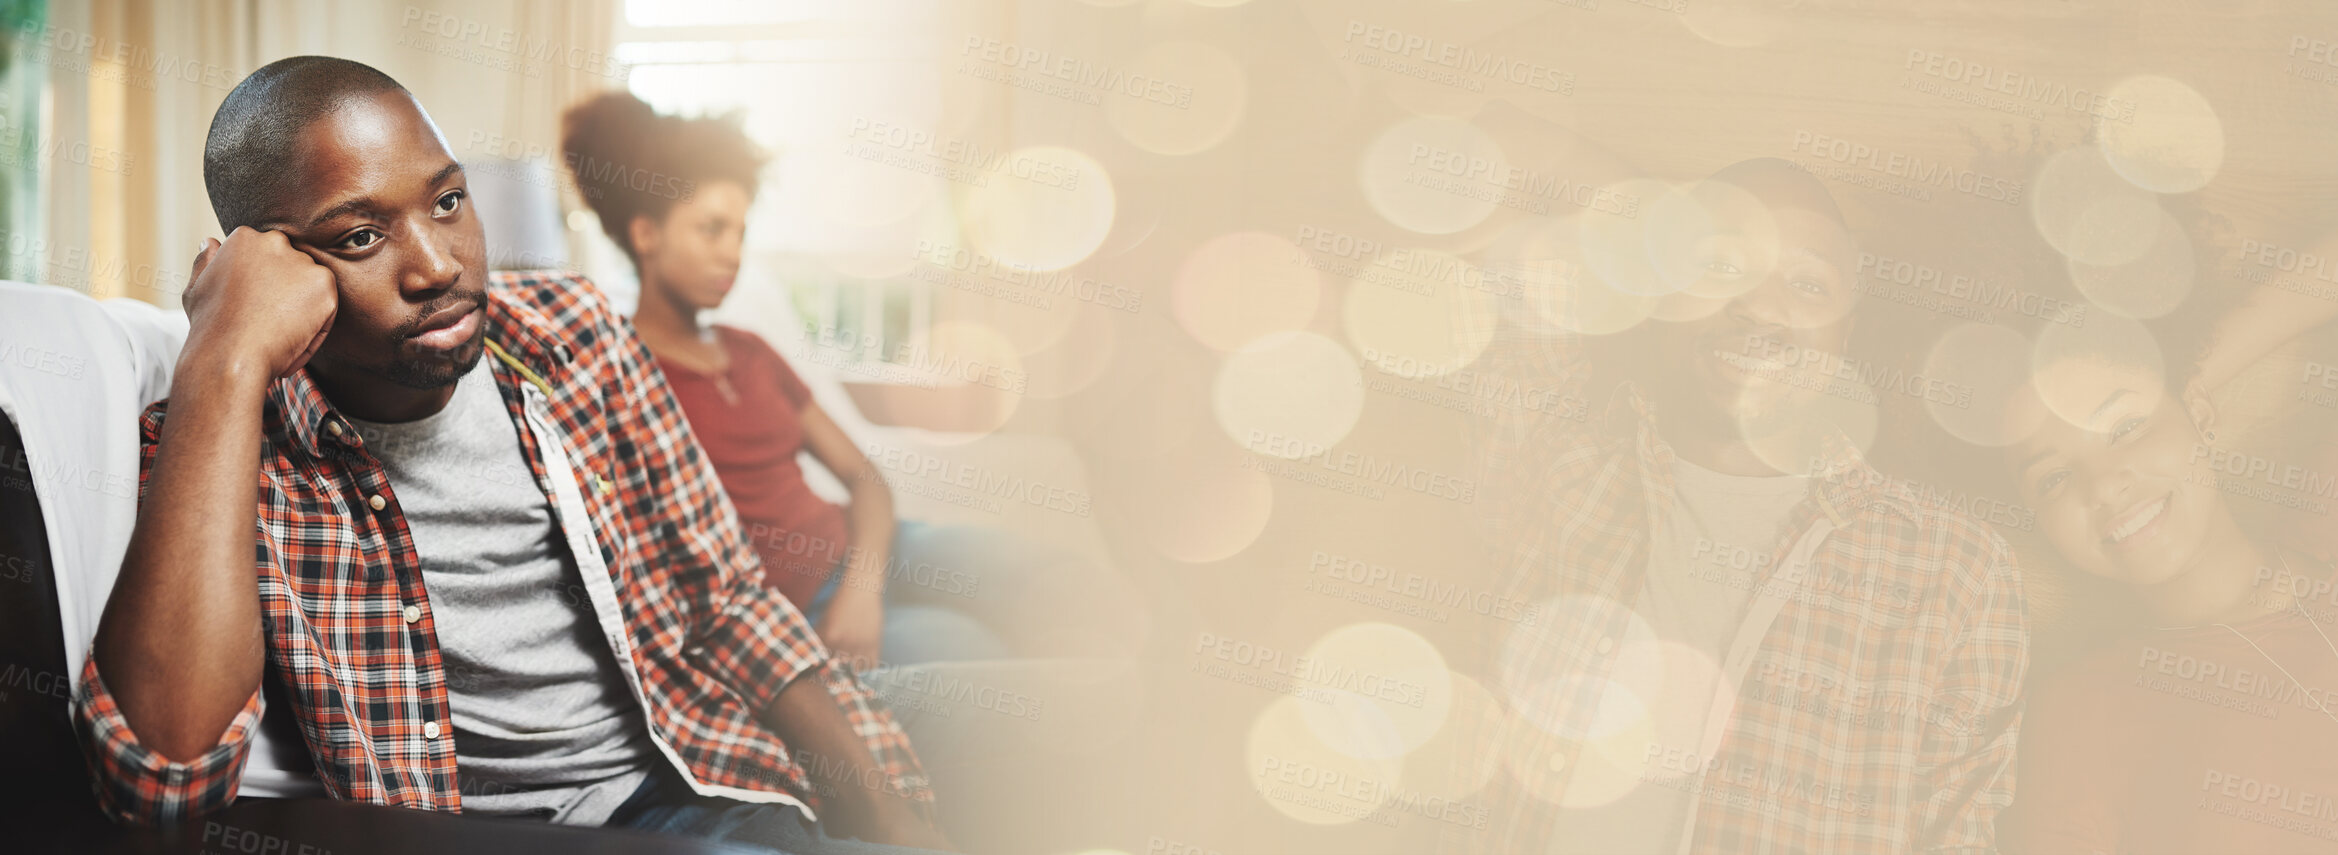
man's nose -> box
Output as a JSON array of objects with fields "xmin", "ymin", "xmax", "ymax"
[
  {"xmin": 1726, "ymin": 281, "xmax": 1794, "ymax": 329},
  {"xmin": 406, "ymin": 231, "xmax": 464, "ymax": 295}
]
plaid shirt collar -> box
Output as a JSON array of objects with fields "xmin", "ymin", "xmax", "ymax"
[
  {"xmin": 274, "ymin": 363, "xmax": 336, "ymax": 461},
  {"xmin": 1600, "ymin": 379, "xmax": 1904, "ymax": 532}
]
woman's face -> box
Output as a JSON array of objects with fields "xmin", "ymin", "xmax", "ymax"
[
  {"xmin": 2007, "ymin": 357, "xmax": 2229, "ymax": 585},
  {"xmin": 635, "ymin": 179, "xmax": 750, "ymax": 312}
]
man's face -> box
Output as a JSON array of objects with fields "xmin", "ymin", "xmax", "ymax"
[
  {"xmin": 264, "ymin": 90, "xmax": 487, "ymax": 391},
  {"xmin": 1640, "ymin": 206, "xmax": 1862, "ymax": 426}
]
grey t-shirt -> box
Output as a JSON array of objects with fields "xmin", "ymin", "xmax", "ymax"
[
  {"xmin": 1546, "ymin": 456, "xmax": 1808, "ymax": 855},
  {"xmin": 348, "ymin": 356, "xmax": 656, "ymax": 825}
]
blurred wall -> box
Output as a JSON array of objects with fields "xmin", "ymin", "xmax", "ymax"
[{"xmin": 33, "ymin": 0, "xmax": 615, "ymax": 303}]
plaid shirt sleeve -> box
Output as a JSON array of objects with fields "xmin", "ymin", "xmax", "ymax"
[
  {"xmin": 595, "ymin": 303, "xmax": 930, "ymax": 805},
  {"xmin": 1470, "ymin": 280, "xmax": 1594, "ymax": 546},
  {"xmin": 1912, "ymin": 537, "xmax": 2029, "ymax": 853},
  {"xmin": 69, "ymin": 404, "xmax": 267, "ymax": 826}
]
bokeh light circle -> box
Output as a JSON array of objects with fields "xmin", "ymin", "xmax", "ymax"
[
  {"xmin": 1121, "ymin": 454, "xmax": 1274, "ymax": 563},
  {"xmin": 915, "ymin": 320, "xmax": 1027, "ymax": 442},
  {"xmin": 1215, "ymin": 331, "xmax": 1368, "ymax": 459},
  {"xmin": 1106, "ymin": 41, "xmax": 1249, "ymax": 156},
  {"xmin": 2030, "ymin": 148, "xmax": 2162, "ymax": 267},
  {"xmin": 2030, "ymin": 313, "xmax": 2167, "ymax": 429},
  {"xmin": 1578, "ymin": 179, "xmax": 1686, "ymax": 297},
  {"xmin": 1296, "ymin": 623, "xmax": 1456, "ymax": 760},
  {"xmin": 1737, "ymin": 374, "xmax": 1880, "ymax": 476},
  {"xmin": 1359, "ymin": 117, "xmax": 1504, "ymax": 235},
  {"xmin": 786, "ymin": 145, "xmax": 942, "ymax": 228},
  {"xmin": 2067, "ymin": 206, "xmax": 2195, "ymax": 320},
  {"xmin": 961, "ymin": 146, "xmax": 1118, "ymax": 272},
  {"xmin": 2098, "ymin": 75, "xmax": 2225, "ymax": 194},
  {"xmin": 1497, "ymin": 596, "xmax": 1658, "ymax": 739},
  {"xmin": 1021, "ymin": 300, "xmax": 1122, "ymax": 400},
  {"xmin": 1174, "ymin": 232, "xmax": 1322, "ymax": 351},
  {"xmin": 1246, "ymin": 696, "xmax": 1404, "ymax": 825},
  {"xmin": 1341, "ymin": 249, "xmax": 1500, "ymax": 378},
  {"xmin": 1923, "ymin": 322, "xmax": 2045, "ymax": 448},
  {"xmin": 1604, "ymin": 640, "xmax": 1732, "ymax": 784},
  {"xmin": 1399, "ymin": 674, "xmax": 1503, "ymax": 802}
]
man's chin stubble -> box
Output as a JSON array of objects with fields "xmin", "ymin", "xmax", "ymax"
[{"xmin": 381, "ymin": 340, "xmax": 487, "ymax": 390}]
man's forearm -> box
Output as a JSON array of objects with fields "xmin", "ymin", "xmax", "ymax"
[
  {"xmin": 90, "ymin": 355, "xmax": 271, "ymax": 761},
  {"xmin": 757, "ymin": 671, "xmax": 924, "ymax": 837}
]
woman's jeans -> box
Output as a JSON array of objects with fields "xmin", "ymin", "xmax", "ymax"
[{"xmin": 801, "ymin": 520, "xmax": 1142, "ymax": 666}]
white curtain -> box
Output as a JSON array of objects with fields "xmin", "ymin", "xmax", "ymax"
[{"xmin": 40, "ymin": 0, "xmax": 618, "ymax": 304}]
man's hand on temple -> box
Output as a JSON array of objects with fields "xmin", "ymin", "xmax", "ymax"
[{"xmin": 180, "ymin": 228, "xmax": 338, "ymax": 383}]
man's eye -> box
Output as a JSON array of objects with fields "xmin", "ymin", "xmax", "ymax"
[
  {"xmin": 2110, "ymin": 415, "xmax": 2146, "ymax": 441},
  {"xmin": 436, "ymin": 189, "xmax": 464, "ymax": 215},
  {"xmin": 339, "ymin": 230, "xmax": 382, "ymax": 250},
  {"xmin": 1703, "ymin": 258, "xmax": 1742, "ymax": 276},
  {"xmin": 1791, "ymin": 278, "xmax": 1828, "ymax": 296}
]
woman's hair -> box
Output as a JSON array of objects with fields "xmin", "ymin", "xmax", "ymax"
[{"xmin": 560, "ymin": 91, "xmax": 767, "ymax": 261}]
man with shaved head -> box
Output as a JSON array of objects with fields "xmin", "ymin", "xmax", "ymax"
[
  {"xmin": 1451, "ymin": 159, "xmax": 2029, "ymax": 853},
  {"xmin": 75, "ymin": 56, "xmax": 955, "ymax": 853}
]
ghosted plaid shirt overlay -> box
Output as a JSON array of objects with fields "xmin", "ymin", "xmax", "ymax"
[
  {"xmin": 71, "ymin": 271, "xmax": 930, "ymax": 825},
  {"xmin": 1444, "ymin": 304, "xmax": 2029, "ymax": 853}
]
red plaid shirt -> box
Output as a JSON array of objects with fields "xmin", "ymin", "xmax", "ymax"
[
  {"xmin": 72, "ymin": 271, "xmax": 929, "ymax": 825},
  {"xmin": 1445, "ymin": 311, "xmax": 2029, "ymax": 854}
]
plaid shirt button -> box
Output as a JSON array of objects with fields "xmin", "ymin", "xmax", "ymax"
[
  {"xmin": 402, "ymin": 604, "xmax": 421, "ymax": 624},
  {"xmin": 367, "ymin": 494, "xmax": 386, "ymax": 511},
  {"xmin": 423, "ymin": 721, "xmax": 441, "ymax": 739},
  {"xmin": 1594, "ymin": 635, "xmax": 1615, "ymax": 655},
  {"xmin": 326, "ymin": 421, "xmax": 344, "ymax": 438}
]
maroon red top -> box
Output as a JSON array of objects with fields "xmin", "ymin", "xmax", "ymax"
[
  {"xmin": 2003, "ymin": 560, "xmax": 2338, "ymax": 854},
  {"xmin": 658, "ymin": 326, "xmax": 850, "ymax": 608}
]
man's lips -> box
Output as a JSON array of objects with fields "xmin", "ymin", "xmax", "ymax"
[{"xmin": 410, "ymin": 299, "xmax": 481, "ymax": 350}]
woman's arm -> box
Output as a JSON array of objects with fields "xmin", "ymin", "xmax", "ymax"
[
  {"xmin": 799, "ymin": 401, "xmax": 895, "ymax": 668},
  {"xmin": 2194, "ymin": 233, "xmax": 2338, "ymax": 394}
]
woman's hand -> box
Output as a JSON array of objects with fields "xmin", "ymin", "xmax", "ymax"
[
  {"xmin": 817, "ymin": 578, "xmax": 885, "ymax": 672},
  {"xmin": 797, "ymin": 399, "xmax": 898, "ymax": 673}
]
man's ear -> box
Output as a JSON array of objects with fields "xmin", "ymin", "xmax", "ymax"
[{"xmin": 628, "ymin": 214, "xmax": 660, "ymax": 260}]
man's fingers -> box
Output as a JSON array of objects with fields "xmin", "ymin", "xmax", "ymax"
[
  {"xmin": 280, "ymin": 316, "xmax": 334, "ymax": 380},
  {"xmin": 183, "ymin": 238, "xmax": 220, "ymax": 311}
]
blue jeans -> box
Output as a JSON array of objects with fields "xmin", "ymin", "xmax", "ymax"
[
  {"xmin": 803, "ymin": 520, "xmax": 1142, "ymax": 665},
  {"xmin": 604, "ymin": 761, "xmax": 948, "ymax": 855},
  {"xmin": 606, "ymin": 659, "xmax": 1138, "ymax": 855}
]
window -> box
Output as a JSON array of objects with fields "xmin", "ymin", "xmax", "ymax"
[{"xmin": 611, "ymin": 0, "xmax": 946, "ymax": 374}]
